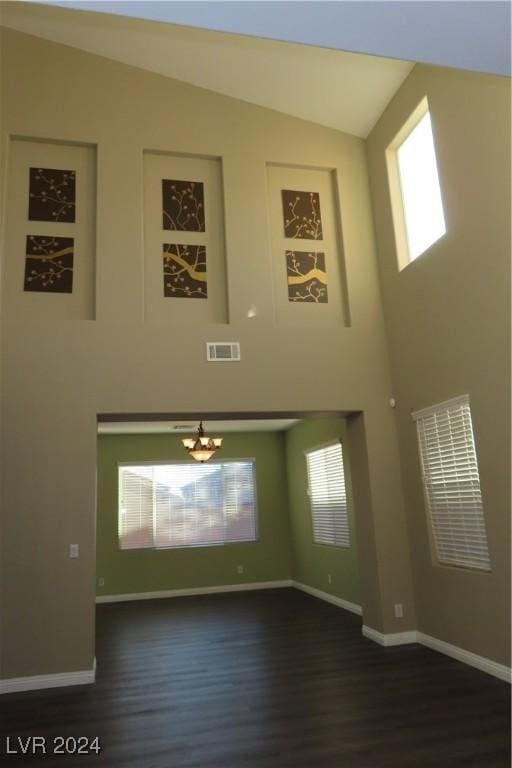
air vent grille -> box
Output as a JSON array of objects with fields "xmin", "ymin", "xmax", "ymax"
[{"xmin": 206, "ymin": 342, "xmax": 241, "ymax": 362}]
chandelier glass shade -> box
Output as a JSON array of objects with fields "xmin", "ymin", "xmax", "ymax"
[{"xmin": 182, "ymin": 421, "xmax": 223, "ymax": 463}]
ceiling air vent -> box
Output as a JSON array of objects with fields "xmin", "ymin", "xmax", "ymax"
[{"xmin": 206, "ymin": 342, "xmax": 241, "ymax": 362}]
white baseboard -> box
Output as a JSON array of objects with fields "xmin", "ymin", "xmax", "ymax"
[
  {"xmin": 96, "ymin": 579, "xmax": 293, "ymax": 604},
  {"xmin": 362, "ymin": 625, "xmax": 417, "ymax": 646},
  {"xmin": 0, "ymin": 658, "xmax": 96, "ymax": 695},
  {"xmin": 416, "ymin": 631, "xmax": 511, "ymax": 683},
  {"xmin": 104, "ymin": 581, "xmax": 508, "ymax": 682},
  {"xmin": 362, "ymin": 626, "xmax": 511, "ymax": 682},
  {"xmin": 7, "ymin": 586, "xmax": 507, "ymax": 693},
  {"xmin": 292, "ymin": 581, "xmax": 362, "ymax": 616}
]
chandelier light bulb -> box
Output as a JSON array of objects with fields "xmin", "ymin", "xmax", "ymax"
[{"xmin": 182, "ymin": 421, "xmax": 222, "ymax": 463}]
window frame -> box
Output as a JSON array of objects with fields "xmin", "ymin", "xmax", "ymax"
[
  {"xmin": 117, "ymin": 458, "xmax": 259, "ymax": 552},
  {"xmin": 386, "ymin": 97, "xmax": 446, "ymax": 271},
  {"xmin": 412, "ymin": 395, "xmax": 491, "ymax": 574},
  {"xmin": 304, "ymin": 439, "xmax": 350, "ymax": 549}
]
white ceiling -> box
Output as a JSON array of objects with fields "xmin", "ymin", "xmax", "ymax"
[
  {"xmin": 35, "ymin": 1, "xmax": 510, "ymax": 78},
  {"xmin": 0, "ymin": 1, "xmax": 413, "ymax": 137},
  {"xmin": 98, "ymin": 419, "xmax": 300, "ymax": 435}
]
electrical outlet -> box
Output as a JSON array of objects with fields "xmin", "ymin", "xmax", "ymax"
[
  {"xmin": 394, "ymin": 603, "xmax": 404, "ymax": 618},
  {"xmin": 237, "ymin": 565, "xmax": 244, "ymax": 574},
  {"xmin": 327, "ymin": 573, "xmax": 332, "ymax": 585},
  {"xmin": 69, "ymin": 544, "xmax": 79, "ymax": 559},
  {"xmin": 98, "ymin": 577, "xmax": 105, "ymax": 587}
]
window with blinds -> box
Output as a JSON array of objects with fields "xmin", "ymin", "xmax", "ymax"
[
  {"xmin": 413, "ymin": 395, "xmax": 490, "ymax": 572},
  {"xmin": 306, "ymin": 441, "xmax": 350, "ymax": 548},
  {"xmin": 118, "ymin": 461, "xmax": 257, "ymax": 550}
]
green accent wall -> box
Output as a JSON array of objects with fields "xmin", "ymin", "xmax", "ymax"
[
  {"xmin": 285, "ymin": 418, "xmax": 360, "ymax": 605},
  {"xmin": 96, "ymin": 432, "xmax": 292, "ymax": 596}
]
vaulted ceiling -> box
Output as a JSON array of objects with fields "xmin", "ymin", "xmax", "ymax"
[
  {"xmin": 35, "ymin": 0, "xmax": 512, "ymax": 77},
  {"xmin": 0, "ymin": 1, "xmax": 413, "ymax": 137},
  {"xmin": 2, "ymin": 2, "xmax": 508, "ymax": 138}
]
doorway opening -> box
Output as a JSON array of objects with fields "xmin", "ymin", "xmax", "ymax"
[{"xmin": 94, "ymin": 411, "xmax": 365, "ymax": 617}]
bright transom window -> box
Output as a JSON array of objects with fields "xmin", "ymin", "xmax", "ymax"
[
  {"xmin": 413, "ymin": 395, "xmax": 490, "ymax": 572},
  {"xmin": 396, "ymin": 109, "xmax": 446, "ymax": 262},
  {"xmin": 118, "ymin": 461, "xmax": 257, "ymax": 550},
  {"xmin": 306, "ymin": 441, "xmax": 350, "ymax": 548}
]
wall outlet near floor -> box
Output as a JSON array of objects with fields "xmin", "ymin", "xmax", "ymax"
[
  {"xmin": 69, "ymin": 543, "xmax": 79, "ymax": 559},
  {"xmin": 327, "ymin": 573, "xmax": 332, "ymax": 584},
  {"xmin": 394, "ymin": 603, "xmax": 404, "ymax": 618},
  {"xmin": 237, "ymin": 565, "xmax": 244, "ymax": 574},
  {"xmin": 98, "ymin": 577, "xmax": 105, "ymax": 587}
]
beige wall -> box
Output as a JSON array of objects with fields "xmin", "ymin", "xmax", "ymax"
[
  {"xmin": 367, "ymin": 65, "xmax": 511, "ymax": 665},
  {"xmin": 0, "ymin": 29, "xmax": 416, "ymax": 679}
]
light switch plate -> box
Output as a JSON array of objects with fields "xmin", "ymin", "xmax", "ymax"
[{"xmin": 69, "ymin": 544, "xmax": 79, "ymax": 559}]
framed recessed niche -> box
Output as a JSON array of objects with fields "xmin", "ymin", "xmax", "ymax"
[
  {"xmin": 266, "ymin": 163, "xmax": 349, "ymax": 328},
  {"xmin": 143, "ymin": 151, "xmax": 228, "ymax": 324},
  {"xmin": 5, "ymin": 136, "xmax": 97, "ymax": 320}
]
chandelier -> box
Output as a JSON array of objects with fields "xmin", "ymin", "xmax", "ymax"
[{"xmin": 182, "ymin": 421, "xmax": 223, "ymax": 463}]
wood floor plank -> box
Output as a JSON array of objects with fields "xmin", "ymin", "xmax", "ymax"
[{"xmin": 0, "ymin": 589, "xmax": 509, "ymax": 767}]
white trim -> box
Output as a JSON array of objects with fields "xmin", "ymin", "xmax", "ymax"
[
  {"xmin": 97, "ymin": 583, "xmax": 511, "ymax": 683},
  {"xmin": 362, "ymin": 625, "xmax": 418, "ymax": 646},
  {"xmin": 0, "ymin": 658, "xmax": 96, "ymax": 695},
  {"xmin": 292, "ymin": 581, "xmax": 362, "ymax": 616},
  {"xmin": 362, "ymin": 626, "xmax": 511, "ymax": 682},
  {"xmin": 96, "ymin": 580, "xmax": 293, "ymax": 604},
  {"xmin": 416, "ymin": 632, "xmax": 511, "ymax": 683},
  {"xmin": 411, "ymin": 393, "xmax": 469, "ymax": 421}
]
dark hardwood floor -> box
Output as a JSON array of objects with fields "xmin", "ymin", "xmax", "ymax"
[{"xmin": 0, "ymin": 588, "xmax": 510, "ymax": 767}]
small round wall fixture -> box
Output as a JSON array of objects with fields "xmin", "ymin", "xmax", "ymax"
[{"xmin": 182, "ymin": 421, "xmax": 223, "ymax": 463}]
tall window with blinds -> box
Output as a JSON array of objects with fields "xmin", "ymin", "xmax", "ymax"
[
  {"xmin": 306, "ymin": 441, "xmax": 350, "ymax": 548},
  {"xmin": 413, "ymin": 395, "xmax": 490, "ymax": 572},
  {"xmin": 118, "ymin": 461, "xmax": 257, "ymax": 550}
]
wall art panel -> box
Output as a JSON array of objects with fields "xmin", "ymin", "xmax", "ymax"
[
  {"xmin": 162, "ymin": 179, "xmax": 205, "ymax": 232},
  {"xmin": 286, "ymin": 250, "xmax": 327, "ymax": 303},
  {"xmin": 24, "ymin": 235, "xmax": 74, "ymax": 293},
  {"xmin": 267, "ymin": 164, "xmax": 348, "ymax": 327},
  {"xmin": 28, "ymin": 167, "xmax": 76, "ymax": 223},
  {"xmin": 163, "ymin": 244, "xmax": 207, "ymax": 299},
  {"xmin": 5, "ymin": 138, "xmax": 96, "ymax": 320},
  {"xmin": 144, "ymin": 151, "xmax": 227, "ymax": 324},
  {"xmin": 281, "ymin": 189, "xmax": 323, "ymax": 240}
]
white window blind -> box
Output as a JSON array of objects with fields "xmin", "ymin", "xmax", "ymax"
[
  {"xmin": 118, "ymin": 461, "xmax": 257, "ymax": 550},
  {"xmin": 306, "ymin": 442, "xmax": 350, "ymax": 548},
  {"xmin": 413, "ymin": 395, "xmax": 490, "ymax": 572}
]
